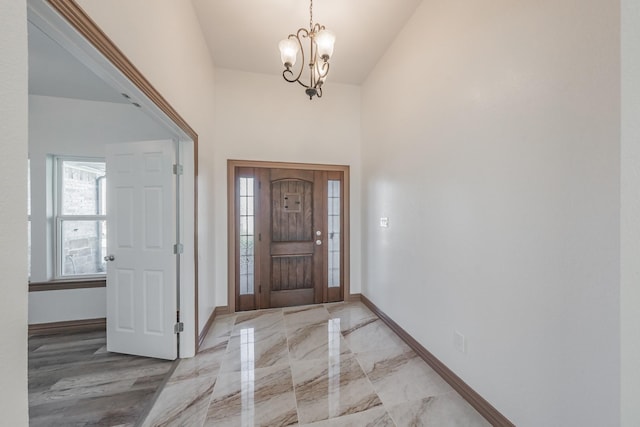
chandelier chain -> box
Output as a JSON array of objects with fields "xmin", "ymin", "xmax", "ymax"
[{"xmin": 309, "ymin": 0, "xmax": 313, "ymax": 29}]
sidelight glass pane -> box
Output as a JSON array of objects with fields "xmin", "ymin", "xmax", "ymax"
[
  {"xmin": 327, "ymin": 180, "xmax": 341, "ymax": 288},
  {"xmin": 239, "ymin": 177, "xmax": 255, "ymax": 295},
  {"xmin": 60, "ymin": 219, "xmax": 107, "ymax": 276}
]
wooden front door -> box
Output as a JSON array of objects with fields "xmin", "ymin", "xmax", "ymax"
[
  {"xmin": 234, "ymin": 165, "xmax": 345, "ymax": 311},
  {"xmin": 259, "ymin": 168, "xmax": 324, "ymax": 308}
]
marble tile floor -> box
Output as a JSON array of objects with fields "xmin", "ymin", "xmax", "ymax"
[
  {"xmin": 143, "ymin": 302, "xmax": 492, "ymax": 427},
  {"xmin": 28, "ymin": 329, "xmax": 175, "ymax": 427}
]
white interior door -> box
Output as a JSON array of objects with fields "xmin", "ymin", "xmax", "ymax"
[{"xmin": 105, "ymin": 140, "xmax": 177, "ymax": 360}]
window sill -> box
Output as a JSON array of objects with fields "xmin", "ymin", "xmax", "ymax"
[{"xmin": 29, "ymin": 278, "xmax": 106, "ymax": 292}]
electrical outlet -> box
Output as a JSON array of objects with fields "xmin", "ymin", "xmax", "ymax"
[
  {"xmin": 454, "ymin": 331, "xmax": 466, "ymax": 354},
  {"xmin": 380, "ymin": 217, "xmax": 389, "ymax": 228}
]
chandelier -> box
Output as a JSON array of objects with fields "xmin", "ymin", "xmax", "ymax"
[{"xmin": 278, "ymin": 0, "xmax": 335, "ymax": 100}]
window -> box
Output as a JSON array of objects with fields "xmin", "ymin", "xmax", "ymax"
[
  {"xmin": 238, "ymin": 176, "xmax": 255, "ymax": 295},
  {"xmin": 327, "ymin": 179, "xmax": 341, "ymax": 288},
  {"xmin": 55, "ymin": 158, "xmax": 107, "ymax": 278}
]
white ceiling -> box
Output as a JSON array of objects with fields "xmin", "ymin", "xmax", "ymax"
[
  {"xmin": 191, "ymin": 0, "xmax": 423, "ymax": 85},
  {"xmin": 27, "ymin": 21, "xmax": 177, "ymax": 143},
  {"xmin": 28, "ymin": 22, "xmax": 128, "ymax": 104}
]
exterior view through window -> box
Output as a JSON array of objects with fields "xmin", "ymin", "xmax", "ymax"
[
  {"xmin": 239, "ymin": 176, "xmax": 255, "ymax": 295},
  {"xmin": 327, "ymin": 179, "xmax": 341, "ymax": 288},
  {"xmin": 56, "ymin": 158, "xmax": 107, "ymax": 277}
]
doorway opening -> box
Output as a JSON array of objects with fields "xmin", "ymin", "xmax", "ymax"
[
  {"xmin": 228, "ymin": 160, "xmax": 350, "ymax": 312},
  {"xmin": 28, "ymin": 0, "xmax": 198, "ymax": 358}
]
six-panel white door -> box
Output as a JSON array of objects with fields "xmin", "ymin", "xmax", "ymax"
[{"xmin": 105, "ymin": 140, "xmax": 177, "ymax": 360}]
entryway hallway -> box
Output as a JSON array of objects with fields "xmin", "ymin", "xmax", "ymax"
[{"xmin": 143, "ymin": 302, "xmax": 490, "ymax": 426}]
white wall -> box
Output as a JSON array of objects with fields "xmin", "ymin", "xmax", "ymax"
[
  {"xmin": 212, "ymin": 68, "xmax": 362, "ymax": 309},
  {"xmin": 29, "ymin": 288, "xmax": 106, "ymax": 324},
  {"xmin": 621, "ymin": 0, "xmax": 640, "ymax": 425},
  {"xmin": 361, "ymin": 1, "xmax": 620, "ymax": 426},
  {"xmin": 0, "ymin": 0, "xmax": 29, "ymax": 423},
  {"xmin": 76, "ymin": 0, "xmax": 218, "ymax": 334}
]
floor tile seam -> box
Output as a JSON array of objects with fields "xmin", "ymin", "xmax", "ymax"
[
  {"xmin": 214, "ymin": 333, "xmax": 236, "ymax": 373},
  {"xmin": 218, "ymin": 358, "xmax": 291, "ymax": 375},
  {"xmin": 352, "ymin": 350, "xmax": 456, "ymax": 408},
  {"xmin": 381, "ymin": 399, "xmax": 403, "ymax": 427},
  {"xmin": 29, "ymin": 378, "xmax": 140, "ymax": 403},
  {"xmin": 152, "ymin": 337, "xmax": 227, "ymax": 424},
  {"xmin": 192, "ymin": 373, "xmax": 219, "ymax": 427},
  {"xmin": 352, "ymin": 348, "xmax": 387, "ymax": 415},
  {"xmin": 288, "ymin": 304, "xmax": 343, "ymax": 425},
  {"xmin": 50, "ymin": 364, "xmax": 173, "ymax": 384},
  {"xmin": 143, "ymin": 373, "xmax": 217, "ymax": 427},
  {"xmin": 283, "ymin": 313, "xmax": 303, "ymax": 426},
  {"xmin": 365, "ymin": 402, "xmax": 398, "ymax": 427},
  {"xmin": 165, "ymin": 368, "xmax": 219, "ymax": 388}
]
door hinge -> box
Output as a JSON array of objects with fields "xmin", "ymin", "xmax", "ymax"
[
  {"xmin": 259, "ymin": 285, "xmax": 262, "ymax": 293},
  {"xmin": 258, "ymin": 181, "xmax": 261, "ymax": 189},
  {"xmin": 258, "ymin": 233, "xmax": 262, "ymax": 241},
  {"xmin": 173, "ymin": 243, "xmax": 184, "ymax": 254},
  {"xmin": 174, "ymin": 322, "xmax": 184, "ymax": 334},
  {"xmin": 173, "ymin": 164, "xmax": 184, "ymax": 175}
]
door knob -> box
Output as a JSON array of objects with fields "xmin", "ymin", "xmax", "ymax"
[
  {"xmin": 104, "ymin": 255, "xmax": 115, "ymax": 262},
  {"xmin": 315, "ymin": 240, "xmax": 322, "ymax": 246}
]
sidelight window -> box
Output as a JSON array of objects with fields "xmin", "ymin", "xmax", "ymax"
[
  {"xmin": 327, "ymin": 179, "xmax": 341, "ymax": 288},
  {"xmin": 239, "ymin": 176, "xmax": 255, "ymax": 295}
]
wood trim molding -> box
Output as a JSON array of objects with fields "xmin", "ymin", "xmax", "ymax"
[
  {"xmin": 45, "ymin": 0, "xmax": 200, "ymax": 355},
  {"xmin": 29, "ymin": 279, "xmax": 106, "ymax": 292},
  {"xmin": 227, "ymin": 160, "xmax": 351, "ymax": 313},
  {"xmin": 45, "ymin": 0, "xmax": 197, "ymax": 143},
  {"xmin": 360, "ymin": 294, "xmax": 516, "ymax": 427},
  {"xmin": 228, "ymin": 159, "xmax": 349, "ymax": 172},
  {"xmin": 346, "ymin": 293, "xmax": 362, "ymax": 302},
  {"xmin": 198, "ymin": 306, "xmax": 231, "ymax": 350},
  {"xmin": 29, "ymin": 318, "xmax": 106, "ymax": 336}
]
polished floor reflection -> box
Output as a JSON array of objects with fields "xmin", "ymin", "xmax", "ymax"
[{"xmin": 144, "ymin": 302, "xmax": 491, "ymax": 426}]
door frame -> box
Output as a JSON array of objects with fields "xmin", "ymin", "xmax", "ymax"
[
  {"xmin": 227, "ymin": 160, "xmax": 351, "ymax": 313},
  {"xmin": 31, "ymin": 0, "xmax": 200, "ymax": 356}
]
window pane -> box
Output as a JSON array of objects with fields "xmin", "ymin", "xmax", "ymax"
[
  {"xmin": 328, "ymin": 179, "xmax": 341, "ymax": 288},
  {"xmin": 61, "ymin": 220, "xmax": 107, "ymax": 276},
  {"xmin": 61, "ymin": 160, "xmax": 106, "ymax": 215},
  {"xmin": 239, "ymin": 177, "xmax": 255, "ymax": 295}
]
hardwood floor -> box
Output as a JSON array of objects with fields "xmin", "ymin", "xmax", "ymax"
[{"xmin": 28, "ymin": 330, "xmax": 175, "ymax": 426}]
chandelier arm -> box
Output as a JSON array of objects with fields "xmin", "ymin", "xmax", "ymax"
[
  {"xmin": 297, "ymin": 28, "xmax": 308, "ymax": 78},
  {"xmin": 316, "ymin": 61, "xmax": 330, "ymax": 79},
  {"xmin": 281, "ymin": 31, "xmax": 307, "ymax": 84}
]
